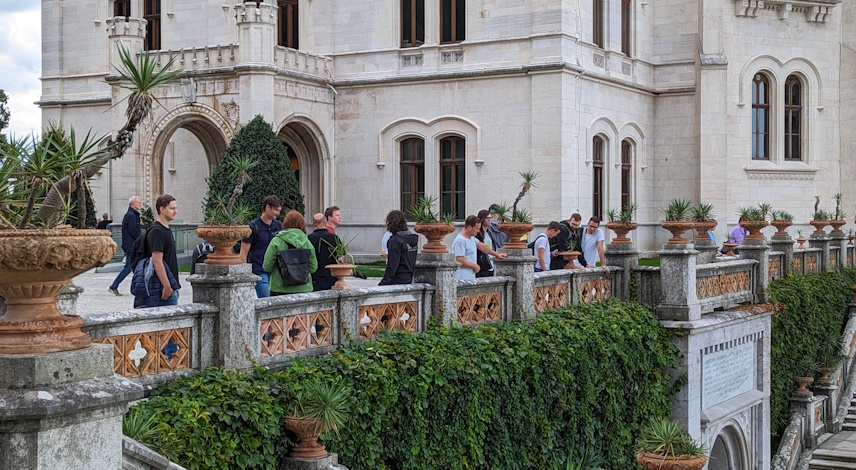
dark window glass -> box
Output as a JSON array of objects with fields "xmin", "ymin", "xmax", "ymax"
[
  {"xmin": 114, "ymin": 0, "xmax": 131, "ymax": 18},
  {"xmin": 593, "ymin": 0, "xmax": 604, "ymax": 48},
  {"xmin": 621, "ymin": 140, "xmax": 632, "ymax": 211},
  {"xmin": 402, "ymin": 0, "xmax": 425, "ymax": 48},
  {"xmin": 440, "ymin": 136, "xmax": 465, "ymax": 220},
  {"xmin": 144, "ymin": 0, "xmax": 161, "ymax": 51},
  {"xmin": 784, "ymin": 75, "xmax": 802, "ymax": 161},
  {"xmin": 441, "ymin": 0, "xmax": 465, "ymax": 43},
  {"xmin": 277, "ymin": 0, "xmax": 299, "ymax": 49},
  {"xmin": 401, "ymin": 138, "xmax": 425, "ymax": 215},
  {"xmin": 621, "ymin": 0, "xmax": 631, "ymax": 56},
  {"xmin": 593, "ymin": 136, "xmax": 604, "ymax": 220},
  {"xmin": 751, "ymin": 74, "xmax": 770, "ymax": 160}
]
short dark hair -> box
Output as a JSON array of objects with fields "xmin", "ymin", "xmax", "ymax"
[
  {"xmin": 261, "ymin": 195, "xmax": 282, "ymax": 213},
  {"xmin": 324, "ymin": 206, "xmax": 340, "ymax": 218},
  {"xmin": 570, "ymin": 213, "xmax": 582, "ymax": 222},
  {"xmin": 547, "ymin": 221, "xmax": 562, "ymax": 231},
  {"xmin": 155, "ymin": 194, "xmax": 175, "ymax": 215},
  {"xmin": 385, "ymin": 210, "xmax": 408, "ymax": 233},
  {"xmin": 464, "ymin": 215, "xmax": 480, "ymax": 228},
  {"xmin": 477, "ymin": 209, "xmax": 490, "ymax": 221},
  {"xmin": 588, "ymin": 216, "xmax": 601, "ymax": 225}
]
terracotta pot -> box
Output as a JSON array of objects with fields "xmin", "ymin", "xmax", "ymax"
[
  {"xmin": 0, "ymin": 229, "xmax": 116, "ymax": 354},
  {"xmin": 723, "ymin": 242, "xmax": 738, "ymax": 257},
  {"xmin": 413, "ymin": 222, "xmax": 455, "ymax": 254},
  {"xmin": 817, "ymin": 367, "xmax": 836, "ymax": 387},
  {"xmin": 660, "ymin": 221, "xmax": 695, "ymax": 245},
  {"xmin": 195, "ymin": 225, "xmax": 252, "ymax": 265},
  {"xmin": 793, "ymin": 376, "xmax": 814, "ymax": 398},
  {"xmin": 770, "ymin": 220, "xmax": 792, "ymax": 238},
  {"xmin": 739, "ymin": 220, "xmax": 768, "ymax": 241},
  {"xmin": 796, "ymin": 237, "xmax": 808, "ymax": 250},
  {"xmin": 327, "ymin": 263, "xmax": 354, "ymax": 290},
  {"xmin": 830, "ymin": 220, "xmax": 847, "ymax": 236},
  {"xmin": 809, "ymin": 220, "xmax": 830, "ymax": 237},
  {"xmin": 636, "ymin": 451, "xmax": 707, "ymax": 470},
  {"xmin": 606, "ymin": 222, "xmax": 638, "ymax": 245},
  {"xmin": 559, "ymin": 251, "xmax": 582, "ymax": 264},
  {"xmin": 692, "ymin": 220, "xmax": 717, "ymax": 242},
  {"xmin": 497, "ymin": 221, "xmax": 534, "ymax": 250},
  {"xmin": 283, "ymin": 416, "xmax": 328, "ymax": 459}
]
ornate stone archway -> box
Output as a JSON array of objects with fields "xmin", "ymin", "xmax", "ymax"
[
  {"xmin": 708, "ymin": 422, "xmax": 750, "ymax": 470},
  {"xmin": 276, "ymin": 114, "xmax": 330, "ymax": 214}
]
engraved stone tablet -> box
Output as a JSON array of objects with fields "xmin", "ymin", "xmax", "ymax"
[{"xmin": 702, "ymin": 341, "xmax": 755, "ymax": 409}]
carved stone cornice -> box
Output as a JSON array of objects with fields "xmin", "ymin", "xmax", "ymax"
[{"xmin": 735, "ymin": 0, "xmax": 840, "ymax": 23}]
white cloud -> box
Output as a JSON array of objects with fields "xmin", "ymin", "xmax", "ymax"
[{"xmin": 0, "ymin": 7, "xmax": 41, "ymax": 137}]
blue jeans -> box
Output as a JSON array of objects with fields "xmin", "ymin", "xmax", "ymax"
[
  {"xmin": 255, "ymin": 273, "xmax": 270, "ymax": 298},
  {"xmin": 158, "ymin": 291, "xmax": 178, "ymax": 306},
  {"xmin": 110, "ymin": 253, "xmax": 133, "ymax": 291}
]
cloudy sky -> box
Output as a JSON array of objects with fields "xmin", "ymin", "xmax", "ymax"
[{"xmin": 0, "ymin": 1, "xmax": 42, "ymax": 137}]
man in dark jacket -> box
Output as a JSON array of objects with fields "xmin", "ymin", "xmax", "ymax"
[
  {"xmin": 308, "ymin": 213, "xmax": 341, "ymax": 291},
  {"xmin": 549, "ymin": 212, "xmax": 583, "ymax": 270},
  {"xmin": 109, "ymin": 196, "xmax": 142, "ymax": 295},
  {"xmin": 379, "ymin": 210, "xmax": 419, "ymax": 286}
]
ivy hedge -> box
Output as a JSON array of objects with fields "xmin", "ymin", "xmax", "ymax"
[
  {"xmin": 768, "ymin": 267, "xmax": 856, "ymax": 443},
  {"xmin": 128, "ymin": 300, "xmax": 683, "ymax": 469}
]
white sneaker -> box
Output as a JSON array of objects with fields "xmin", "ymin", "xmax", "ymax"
[{"xmin": 108, "ymin": 288, "xmax": 122, "ymax": 296}]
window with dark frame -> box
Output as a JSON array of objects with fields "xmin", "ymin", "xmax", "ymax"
[
  {"xmin": 751, "ymin": 73, "xmax": 770, "ymax": 160},
  {"xmin": 621, "ymin": 140, "xmax": 632, "ymax": 211},
  {"xmin": 400, "ymin": 138, "xmax": 425, "ymax": 216},
  {"xmin": 440, "ymin": 136, "xmax": 465, "ymax": 220},
  {"xmin": 114, "ymin": 0, "xmax": 131, "ymax": 18},
  {"xmin": 277, "ymin": 0, "xmax": 299, "ymax": 49},
  {"xmin": 621, "ymin": 0, "xmax": 631, "ymax": 56},
  {"xmin": 441, "ymin": 0, "xmax": 465, "ymax": 44},
  {"xmin": 401, "ymin": 0, "xmax": 425, "ymax": 48},
  {"xmin": 784, "ymin": 75, "xmax": 802, "ymax": 161},
  {"xmin": 593, "ymin": 0, "xmax": 604, "ymax": 48},
  {"xmin": 144, "ymin": 0, "xmax": 161, "ymax": 51},
  {"xmin": 592, "ymin": 136, "xmax": 604, "ymax": 220}
]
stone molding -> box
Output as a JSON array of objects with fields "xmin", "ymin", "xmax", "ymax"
[{"xmin": 735, "ymin": 0, "xmax": 840, "ymax": 23}]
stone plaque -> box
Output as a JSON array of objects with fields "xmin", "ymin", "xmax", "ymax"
[{"xmin": 702, "ymin": 341, "xmax": 755, "ymax": 409}]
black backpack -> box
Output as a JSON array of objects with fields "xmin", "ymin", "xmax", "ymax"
[
  {"xmin": 527, "ymin": 234, "xmax": 547, "ymax": 256},
  {"xmin": 276, "ymin": 241, "xmax": 312, "ymax": 286},
  {"xmin": 129, "ymin": 229, "xmax": 150, "ymax": 271}
]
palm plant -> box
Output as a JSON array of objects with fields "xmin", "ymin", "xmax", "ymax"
[
  {"xmin": 290, "ymin": 382, "xmax": 351, "ymax": 436},
  {"xmin": 321, "ymin": 234, "xmax": 358, "ymax": 265},
  {"xmin": 637, "ymin": 417, "xmax": 707, "ymax": 459},
  {"xmin": 37, "ymin": 44, "xmax": 183, "ymax": 224},
  {"xmin": 772, "ymin": 210, "xmax": 793, "ymax": 222},
  {"xmin": 510, "ymin": 171, "xmax": 538, "ymax": 222},
  {"xmin": 619, "ymin": 203, "xmax": 637, "ymax": 223},
  {"xmin": 757, "ymin": 202, "xmax": 772, "ymax": 221},
  {"xmin": 52, "ymin": 127, "xmax": 113, "ymax": 228},
  {"xmin": 201, "ymin": 155, "xmax": 257, "ymax": 225},
  {"xmin": 834, "ymin": 192, "xmax": 844, "ymax": 220},
  {"xmin": 691, "ymin": 203, "xmax": 715, "ymax": 222},
  {"xmin": 661, "ymin": 199, "xmax": 693, "ymax": 221},
  {"xmin": 737, "ymin": 206, "xmax": 765, "ymax": 222},
  {"xmin": 565, "ymin": 447, "xmax": 605, "ymax": 470},
  {"xmin": 408, "ymin": 194, "xmax": 454, "ymax": 224}
]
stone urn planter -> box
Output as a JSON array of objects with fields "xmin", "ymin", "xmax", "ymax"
[
  {"xmin": 283, "ymin": 416, "xmax": 328, "ymax": 459},
  {"xmin": 559, "ymin": 251, "xmax": 583, "ymax": 267},
  {"xmin": 796, "ymin": 237, "xmax": 808, "ymax": 249},
  {"xmin": 739, "ymin": 220, "xmax": 768, "ymax": 241},
  {"xmin": 770, "ymin": 220, "xmax": 792, "ymax": 238},
  {"xmin": 692, "ymin": 220, "xmax": 717, "ymax": 242},
  {"xmin": 660, "ymin": 221, "xmax": 695, "ymax": 245},
  {"xmin": 809, "ymin": 220, "xmax": 830, "ymax": 237},
  {"xmin": 723, "ymin": 242, "xmax": 738, "ymax": 256},
  {"xmin": 830, "ymin": 220, "xmax": 847, "ymax": 236},
  {"xmin": 327, "ymin": 263, "xmax": 355, "ymax": 290},
  {"xmin": 0, "ymin": 228, "xmax": 117, "ymax": 354},
  {"xmin": 497, "ymin": 221, "xmax": 534, "ymax": 250},
  {"xmin": 817, "ymin": 367, "xmax": 837, "ymax": 387},
  {"xmin": 793, "ymin": 376, "xmax": 814, "ymax": 398},
  {"xmin": 606, "ymin": 222, "xmax": 638, "ymax": 245},
  {"xmin": 413, "ymin": 222, "xmax": 455, "ymax": 254},
  {"xmin": 636, "ymin": 452, "xmax": 707, "ymax": 470},
  {"xmin": 195, "ymin": 225, "xmax": 252, "ymax": 265}
]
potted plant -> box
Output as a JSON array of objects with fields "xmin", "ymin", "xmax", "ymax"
[
  {"xmin": 817, "ymin": 334, "xmax": 847, "ymax": 387},
  {"xmin": 691, "ymin": 203, "xmax": 717, "ymax": 242},
  {"xmin": 496, "ymin": 171, "xmax": 538, "ymax": 249},
  {"xmin": 636, "ymin": 417, "xmax": 707, "ymax": 470},
  {"xmin": 737, "ymin": 205, "xmax": 768, "ymax": 241},
  {"xmin": 559, "ymin": 238, "xmax": 583, "ymax": 265},
  {"xmin": 793, "ymin": 356, "xmax": 818, "ymax": 398},
  {"xmin": 660, "ymin": 199, "xmax": 695, "ymax": 244},
  {"xmin": 810, "ymin": 195, "xmax": 831, "ymax": 236},
  {"xmin": 196, "ymin": 155, "xmax": 256, "ymax": 265},
  {"xmin": 796, "ymin": 229, "xmax": 808, "ymax": 249},
  {"xmin": 770, "ymin": 210, "xmax": 793, "ymax": 238},
  {"xmin": 283, "ymin": 381, "xmax": 350, "ymax": 459},
  {"xmin": 831, "ymin": 193, "xmax": 847, "ymax": 236},
  {"xmin": 321, "ymin": 235, "xmax": 357, "ymax": 290},
  {"xmin": 606, "ymin": 203, "xmax": 638, "ymax": 245},
  {"xmin": 409, "ymin": 194, "xmax": 455, "ymax": 254},
  {"xmin": 721, "ymin": 230, "xmax": 738, "ymax": 256},
  {"xmin": 565, "ymin": 448, "xmax": 605, "ymax": 470}
]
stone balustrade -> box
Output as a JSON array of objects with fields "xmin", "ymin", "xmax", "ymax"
[
  {"xmin": 695, "ymin": 259, "xmax": 756, "ymax": 314},
  {"xmin": 273, "ymin": 46, "xmax": 334, "ymax": 80},
  {"xmin": 148, "ymin": 44, "xmax": 239, "ymax": 72}
]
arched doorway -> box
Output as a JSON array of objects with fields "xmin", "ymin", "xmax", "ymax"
[
  {"xmin": 277, "ymin": 116, "xmax": 329, "ymax": 215},
  {"xmin": 708, "ymin": 424, "xmax": 750, "ymax": 470}
]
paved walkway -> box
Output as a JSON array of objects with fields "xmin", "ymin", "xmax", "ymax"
[{"xmin": 809, "ymin": 432, "xmax": 856, "ymax": 469}]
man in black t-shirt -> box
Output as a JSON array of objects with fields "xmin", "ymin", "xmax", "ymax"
[{"xmin": 149, "ymin": 194, "xmax": 180, "ymax": 306}]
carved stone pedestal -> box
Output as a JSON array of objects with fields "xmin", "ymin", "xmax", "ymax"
[
  {"xmin": 280, "ymin": 452, "xmax": 349, "ymax": 470},
  {"xmin": 413, "ymin": 253, "xmax": 458, "ymax": 326},
  {"xmin": 494, "ymin": 249, "xmax": 536, "ymax": 321}
]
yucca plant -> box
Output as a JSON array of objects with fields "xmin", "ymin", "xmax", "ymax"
[
  {"xmin": 619, "ymin": 203, "xmax": 637, "ymax": 223},
  {"xmin": 661, "ymin": 199, "xmax": 694, "ymax": 221},
  {"xmin": 771, "ymin": 210, "xmax": 793, "ymax": 222},
  {"xmin": 290, "ymin": 382, "xmax": 351, "ymax": 436},
  {"xmin": 737, "ymin": 206, "xmax": 765, "ymax": 222},
  {"xmin": 201, "ymin": 155, "xmax": 257, "ymax": 225},
  {"xmin": 321, "ymin": 234, "xmax": 358, "ymax": 265},
  {"xmin": 637, "ymin": 417, "xmax": 708, "ymax": 459},
  {"xmin": 834, "ymin": 192, "xmax": 844, "ymax": 220},
  {"xmin": 407, "ymin": 194, "xmax": 454, "ymax": 224},
  {"xmin": 510, "ymin": 171, "xmax": 538, "ymax": 222},
  {"xmin": 691, "ymin": 203, "xmax": 715, "ymax": 222},
  {"xmin": 490, "ymin": 201, "xmax": 512, "ymax": 223},
  {"xmin": 565, "ymin": 447, "xmax": 605, "ymax": 470},
  {"xmin": 757, "ymin": 202, "xmax": 773, "ymax": 221},
  {"xmin": 122, "ymin": 406, "xmax": 159, "ymax": 446}
]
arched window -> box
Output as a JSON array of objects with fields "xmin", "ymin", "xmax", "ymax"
[
  {"xmin": 401, "ymin": 0, "xmax": 425, "ymax": 48},
  {"xmin": 441, "ymin": 0, "xmax": 465, "ymax": 44},
  {"xmin": 592, "ymin": 136, "xmax": 604, "ymax": 220},
  {"xmin": 621, "ymin": 0, "xmax": 632, "ymax": 56},
  {"xmin": 440, "ymin": 136, "xmax": 465, "ymax": 220},
  {"xmin": 784, "ymin": 75, "xmax": 802, "ymax": 161},
  {"xmin": 751, "ymin": 73, "xmax": 769, "ymax": 160},
  {"xmin": 114, "ymin": 0, "xmax": 131, "ymax": 18},
  {"xmin": 400, "ymin": 138, "xmax": 425, "ymax": 215},
  {"xmin": 593, "ymin": 0, "xmax": 604, "ymax": 48},
  {"xmin": 621, "ymin": 140, "xmax": 632, "ymax": 211},
  {"xmin": 144, "ymin": 0, "xmax": 161, "ymax": 51},
  {"xmin": 277, "ymin": 0, "xmax": 299, "ymax": 49}
]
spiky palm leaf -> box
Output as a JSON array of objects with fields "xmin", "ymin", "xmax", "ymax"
[{"xmin": 18, "ymin": 134, "xmax": 66, "ymax": 228}]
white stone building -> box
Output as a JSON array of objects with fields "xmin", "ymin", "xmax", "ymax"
[{"xmin": 40, "ymin": 0, "xmax": 851, "ymax": 255}]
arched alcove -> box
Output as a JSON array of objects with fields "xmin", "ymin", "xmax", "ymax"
[{"xmin": 276, "ymin": 115, "xmax": 330, "ymax": 215}]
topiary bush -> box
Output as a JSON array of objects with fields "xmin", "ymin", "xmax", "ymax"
[{"xmin": 203, "ymin": 115, "xmax": 303, "ymax": 218}]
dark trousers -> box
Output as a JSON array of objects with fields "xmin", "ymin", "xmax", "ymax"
[{"xmin": 110, "ymin": 252, "xmax": 133, "ymax": 291}]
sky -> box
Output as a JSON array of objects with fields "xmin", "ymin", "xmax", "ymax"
[{"xmin": 0, "ymin": 1, "xmax": 42, "ymax": 138}]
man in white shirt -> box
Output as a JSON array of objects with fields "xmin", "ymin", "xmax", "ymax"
[
  {"xmin": 575, "ymin": 216, "xmax": 610, "ymax": 273},
  {"xmin": 533, "ymin": 222, "xmax": 562, "ymax": 272},
  {"xmin": 453, "ymin": 215, "xmax": 481, "ymax": 280}
]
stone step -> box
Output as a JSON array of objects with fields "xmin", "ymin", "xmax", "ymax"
[
  {"xmin": 844, "ymin": 414, "xmax": 856, "ymax": 423},
  {"xmin": 814, "ymin": 450, "xmax": 856, "ymax": 463},
  {"xmin": 809, "ymin": 459, "xmax": 856, "ymax": 470}
]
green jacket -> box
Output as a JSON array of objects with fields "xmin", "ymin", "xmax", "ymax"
[{"xmin": 262, "ymin": 228, "xmax": 318, "ymax": 294}]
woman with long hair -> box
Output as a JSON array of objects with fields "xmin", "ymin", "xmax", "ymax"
[{"xmin": 262, "ymin": 210, "xmax": 317, "ymax": 294}]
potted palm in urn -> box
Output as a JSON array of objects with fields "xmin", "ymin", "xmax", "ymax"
[
  {"xmin": 636, "ymin": 417, "xmax": 708, "ymax": 470},
  {"xmin": 795, "ymin": 230, "xmax": 808, "ymax": 250},
  {"xmin": 0, "ymin": 45, "xmax": 181, "ymax": 354},
  {"xmin": 660, "ymin": 199, "xmax": 695, "ymax": 244},
  {"xmin": 817, "ymin": 334, "xmax": 847, "ymax": 387},
  {"xmin": 691, "ymin": 203, "xmax": 717, "ymax": 242},
  {"xmin": 196, "ymin": 155, "xmax": 256, "ymax": 265},
  {"xmin": 409, "ymin": 194, "xmax": 456, "ymax": 254},
  {"xmin": 830, "ymin": 193, "xmax": 847, "ymax": 236},
  {"xmin": 770, "ymin": 210, "xmax": 794, "ymax": 237},
  {"xmin": 283, "ymin": 381, "xmax": 350, "ymax": 459},
  {"xmin": 738, "ymin": 205, "xmax": 768, "ymax": 241},
  {"xmin": 606, "ymin": 203, "xmax": 638, "ymax": 244},
  {"xmin": 793, "ymin": 357, "xmax": 819, "ymax": 398},
  {"xmin": 321, "ymin": 235, "xmax": 357, "ymax": 290},
  {"xmin": 721, "ymin": 230, "xmax": 738, "ymax": 256},
  {"xmin": 810, "ymin": 195, "xmax": 832, "ymax": 236},
  {"xmin": 496, "ymin": 171, "xmax": 539, "ymax": 249}
]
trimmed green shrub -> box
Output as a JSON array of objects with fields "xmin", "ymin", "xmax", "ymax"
[
  {"xmin": 203, "ymin": 115, "xmax": 303, "ymax": 217},
  {"xmin": 768, "ymin": 268, "xmax": 856, "ymax": 443}
]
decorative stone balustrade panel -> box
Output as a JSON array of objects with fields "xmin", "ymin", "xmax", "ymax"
[
  {"xmin": 457, "ymin": 291, "xmax": 502, "ymax": 325},
  {"xmin": 830, "ymin": 249, "xmax": 839, "ymax": 269},
  {"xmin": 261, "ymin": 310, "xmax": 333, "ymax": 357},
  {"xmin": 149, "ymin": 45, "xmax": 238, "ymax": 72},
  {"xmin": 794, "ymin": 255, "xmax": 802, "ymax": 274},
  {"xmin": 358, "ymin": 301, "xmax": 418, "ymax": 339},
  {"xmin": 807, "ymin": 253, "xmax": 819, "ymax": 273},
  {"xmin": 274, "ymin": 46, "xmax": 334, "ymax": 80},
  {"xmin": 848, "ymin": 246, "xmax": 855, "ymax": 267},
  {"xmin": 697, "ymin": 271, "xmax": 751, "ymax": 299},
  {"xmin": 94, "ymin": 328, "xmax": 190, "ymax": 378},
  {"xmin": 578, "ymin": 278, "xmax": 612, "ymax": 304},
  {"xmin": 634, "ymin": 267, "xmax": 661, "ymax": 305},
  {"xmin": 769, "ymin": 257, "xmax": 782, "ymax": 281},
  {"xmin": 534, "ymin": 282, "xmax": 569, "ymax": 313}
]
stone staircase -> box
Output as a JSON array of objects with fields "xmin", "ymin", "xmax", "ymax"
[{"xmin": 808, "ymin": 397, "xmax": 856, "ymax": 469}]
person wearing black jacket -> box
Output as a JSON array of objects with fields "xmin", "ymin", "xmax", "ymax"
[
  {"xmin": 308, "ymin": 213, "xmax": 341, "ymax": 291},
  {"xmin": 379, "ymin": 210, "xmax": 419, "ymax": 286},
  {"xmin": 109, "ymin": 196, "xmax": 142, "ymax": 295}
]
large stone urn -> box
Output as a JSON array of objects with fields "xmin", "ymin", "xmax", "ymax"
[
  {"xmin": 0, "ymin": 228, "xmax": 116, "ymax": 354},
  {"xmin": 606, "ymin": 222, "xmax": 638, "ymax": 245},
  {"xmin": 413, "ymin": 222, "xmax": 455, "ymax": 254},
  {"xmin": 739, "ymin": 220, "xmax": 769, "ymax": 241},
  {"xmin": 497, "ymin": 221, "xmax": 534, "ymax": 249},
  {"xmin": 660, "ymin": 221, "xmax": 695, "ymax": 245},
  {"xmin": 195, "ymin": 225, "xmax": 252, "ymax": 265},
  {"xmin": 283, "ymin": 416, "xmax": 329, "ymax": 459},
  {"xmin": 636, "ymin": 452, "xmax": 706, "ymax": 470}
]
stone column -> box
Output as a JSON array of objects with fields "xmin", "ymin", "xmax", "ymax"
[
  {"xmin": 0, "ymin": 344, "xmax": 143, "ymax": 469},
  {"xmin": 814, "ymin": 379, "xmax": 841, "ymax": 433},
  {"xmin": 693, "ymin": 238, "xmax": 717, "ymax": 265},
  {"xmin": 810, "ymin": 234, "xmax": 831, "ymax": 272},
  {"xmin": 414, "ymin": 253, "xmax": 458, "ymax": 327},
  {"xmin": 494, "ymin": 249, "xmax": 536, "ymax": 321},
  {"xmin": 235, "ymin": 1, "xmax": 278, "ymax": 123},
  {"xmin": 605, "ymin": 243, "xmax": 638, "ymax": 301},
  {"xmin": 737, "ymin": 239, "xmax": 770, "ymax": 303},
  {"xmin": 832, "ymin": 232, "xmax": 848, "ymax": 269},
  {"xmin": 106, "ymin": 17, "xmax": 145, "ymax": 70},
  {"xmin": 657, "ymin": 244, "xmax": 700, "ymax": 321},
  {"xmin": 790, "ymin": 395, "xmax": 826, "ymax": 449},
  {"xmin": 769, "ymin": 235, "xmax": 794, "ymax": 277},
  {"xmin": 189, "ymin": 264, "xmax": 260, "ymax": 369}
]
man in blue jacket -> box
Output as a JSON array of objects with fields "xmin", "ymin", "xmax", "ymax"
[{"xmin": 109, "ymin": 195, "xmax": 142, "ymax": 295}]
